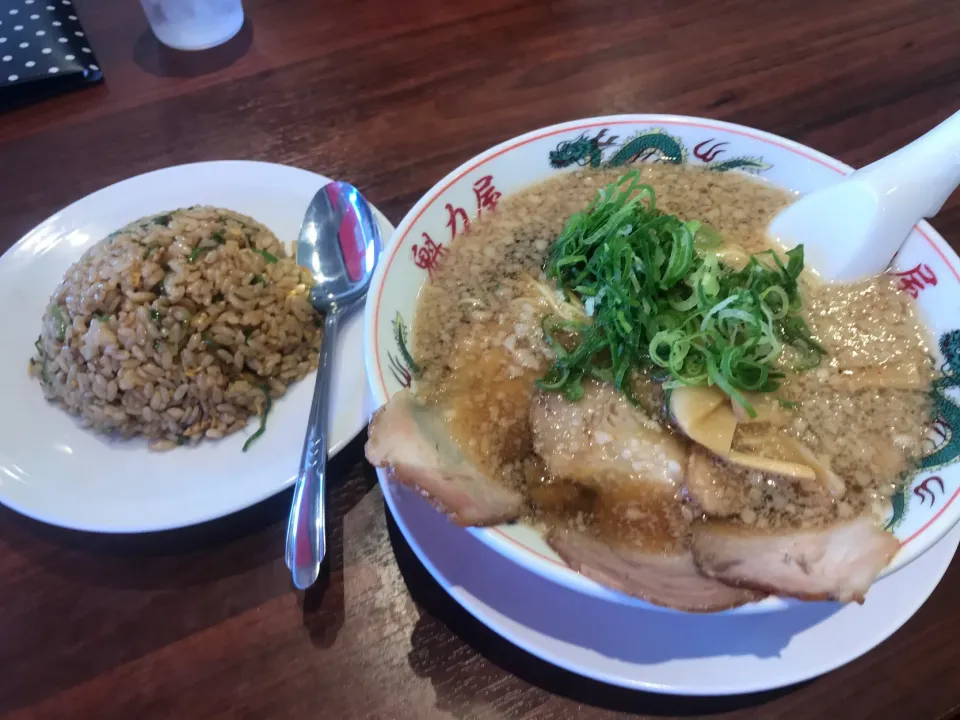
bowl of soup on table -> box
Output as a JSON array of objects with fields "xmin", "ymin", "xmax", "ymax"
[{"xmin": 364, "ymin": 115, "xmax": 960, "ymax": 613}]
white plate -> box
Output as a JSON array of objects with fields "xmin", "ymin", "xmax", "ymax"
[
  {"xmin": 0, "ymin": 161, "xmax": 394, "ymax": 533},
  {"xmin": 382, "ymin": 476, "xmax": 960, "ymax": 695}
]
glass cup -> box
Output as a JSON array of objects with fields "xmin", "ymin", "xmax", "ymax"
[{"xmin": 139, "ymin": 0, "xmax": 245, "ymax": 52}]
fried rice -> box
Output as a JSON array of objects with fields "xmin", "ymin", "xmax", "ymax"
[{"xmin": 28, "ymin": 206, "xmax": 322, "ymax": 450}]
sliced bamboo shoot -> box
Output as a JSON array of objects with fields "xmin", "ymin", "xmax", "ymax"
[
  {"xmin": 723, "ymin": 451, "xmax": 817, "ymax": 481},
  {"xmin": 670, "ymin": 387, "xmax": 737, "ymax": 455},
  {"xmin": 784, "ymin": 439, "xmax": 846, "ymax": 498},
  {"xmin": 697, "ymin": 406, "xmax": 738, "ymax": 456},
  {"xmin": 670, "ymin": 386, "xmax": 726, "ymax": 426},
  {"xmin": 731, "ymin": 393, "xmax": 791, "ymax": 426}
]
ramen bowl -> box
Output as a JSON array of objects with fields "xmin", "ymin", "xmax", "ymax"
[{"xmin": 364, "ymin": 115, "xmax": 960, "ymax": 613}]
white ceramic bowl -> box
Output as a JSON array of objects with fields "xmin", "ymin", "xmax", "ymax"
[{"xmin": 364, "ymin": 115, "xmax": 960, "ymax": 613}]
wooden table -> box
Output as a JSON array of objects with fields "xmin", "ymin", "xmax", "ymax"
[{"xmin": 1, "ymin": 1, "xmax": 959, "ymax": 717}]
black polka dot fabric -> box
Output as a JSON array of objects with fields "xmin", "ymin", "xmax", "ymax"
[{"xmin": 0, "ymin": 0, "xmax": 102, "ymax": 107}]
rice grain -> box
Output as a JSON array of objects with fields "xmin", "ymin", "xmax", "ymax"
[{"xmin": 28, "ymin": 206, "xmax": 322, "ymax": 450}]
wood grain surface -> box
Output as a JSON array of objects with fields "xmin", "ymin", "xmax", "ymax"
[{"xmin": 1, "ymin": 0, "xmax": 959, "ymax": 717}]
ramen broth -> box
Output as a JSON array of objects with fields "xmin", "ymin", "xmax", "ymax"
[{"xmin": 413, "ymin": 164, "xmax": 933, "ymax": 550}]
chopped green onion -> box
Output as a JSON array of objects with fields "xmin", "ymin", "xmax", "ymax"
[
  {"xmin": 211, "ymin": 230, "xmax": 225, "ymax": 245},
  {"xmin": 242, "ymin": 383, "xmax": 272, "ymax": 451},
  {"xmin": 251, "ymin": 274, "xmax": 266, "ymax": 287},
  {"xmin": 539, "ymin": 172, "xmax": 825, "ymax": 413},
  {"xmin": 50, "ymin": 305, "xmax": 68, "ymax": 341},
  {"xmin": 188, "ymin": 246, "xmax": 213, "ymax": 263},
  {"xmin": 92, "ymin": 312, "xmax": 110, "ymax": 322},
  {"xmin": 201, "ymin": 331, "xmax": 222, "ymax": 350},
  {"xmin": 253, "ymin": 248, "xmax": 279, "ymax": 264},
  {"xmin": 150, "ymin": 308, "xmax": 161, "ymax": 323},
  {"xmin": 34, "ymin": 335, "xmax": 43, "ymax": 356}
]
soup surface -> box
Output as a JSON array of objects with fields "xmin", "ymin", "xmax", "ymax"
[{"xmin": 412, "ymin": 164, "xmax": 933, "ymax": 550}]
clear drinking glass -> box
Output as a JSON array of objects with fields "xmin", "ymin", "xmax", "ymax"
[{"xmin": 139, "ymin": 0, "xmax": 245, "ymax": 51}]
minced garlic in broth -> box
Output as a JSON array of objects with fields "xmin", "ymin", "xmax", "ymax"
[{"xmin": 413, "ymin": 164, "xmax": 933, "ymax": 542}]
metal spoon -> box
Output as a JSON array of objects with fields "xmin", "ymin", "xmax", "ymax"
[{"xmin": 285, "ymin": 181, "xmax": 382, "ymax": 589}]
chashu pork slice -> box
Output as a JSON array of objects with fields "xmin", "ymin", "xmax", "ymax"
[
  {"xmin": 532, "ymin": 383, "xmax": 764, "ymax": 612},
  {"xmin": 685, "ymin": 446, "xmax": 839, "ymax": 522},
  {"xmin": 366, "ymin": 390, "xmax": 526, "ymax": 525},
  {"xmin": 549, "ymin": 528, "xmax": 764, "ymax": 612},
  {"xmin": 692, "ymin": 516, "xmax": 900, "ymax": 603},
  {"xmin": 530, "ymin": 381, "xmax": 686, "ymax": 489},
  {"xmin": 684, "ymin": 447, "xmax": 748, "ymax": 518}
]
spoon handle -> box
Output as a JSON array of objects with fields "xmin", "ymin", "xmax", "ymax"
[
  {"xmin": 285, "ymin": 310, "xmax": 340, "ymax": 588},
  {"xmin": 857, "ymin": 109, "xmax": 960, "ymax": 218}
]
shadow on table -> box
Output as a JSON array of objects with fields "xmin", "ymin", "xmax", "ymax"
[
  {"xmin": 132, "ymin": 18, "xmax": 254, "ymax": 79},
  {"xmin": 386, "ymin": 487, "xmax": 837, "ymax": 716},
  {"xmin": 298, "ymin": 442, "xmax": 380, "ymax": 649},
  {"xmin": 0, "ymin": 433, "xmax": 375, "ymax": 716},
  {"xmin": 0, "ymin": 431, "xmax": 368, "ymax": 595}
]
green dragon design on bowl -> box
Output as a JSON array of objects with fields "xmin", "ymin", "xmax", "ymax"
[{"xmin": 548, "ymin": 127, "xmax": 771, "ymax": 174}]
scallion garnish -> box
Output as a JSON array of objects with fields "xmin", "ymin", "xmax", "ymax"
[
  {"xmin": 539, "ymin": 171, "xmax": 825, "ymax": 415},
  {"xmin": 201, "ymin": 331, "xmax": 222, "ymax": 350},
  {"xmin": 242, "ymin": 383, "xmax": 272, "ymax": 451},
  {"xmin": 188, "ymin": 246, "xmax": 213, "ymax": 263},
  {"xmin": 50, "ymin": 305, "xmax": 68, "ymax": 341},
  {"xmin": 253, "ymin": 248, "xmax": 279, "ymax": 264}
]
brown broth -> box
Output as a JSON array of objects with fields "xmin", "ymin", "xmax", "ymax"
[{"xmin": 413, "ymin": 164, "xmax": 934, "ymax": 545}]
